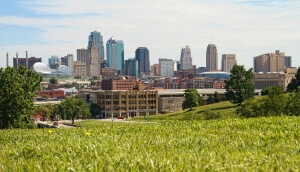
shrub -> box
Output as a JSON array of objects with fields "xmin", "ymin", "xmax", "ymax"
[{"xmin": 203, "ymin": 110, "xmax": 221, "ymax": 120}]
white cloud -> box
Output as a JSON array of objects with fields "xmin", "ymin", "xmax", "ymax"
[{"xmin": 1, "ymin": 0, "xmax": 300, "ymax": 69}]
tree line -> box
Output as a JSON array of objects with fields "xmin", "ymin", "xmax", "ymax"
[{"xmin": 183, "ymin": 65, "xmax": 300, "ymax": 118}]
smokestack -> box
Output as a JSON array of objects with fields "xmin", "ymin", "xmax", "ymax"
[
  {"xmin": 26, "ymin": 50, "xmax": 28, "ymax": 69},
  {"xmin": 6, "ymin": 52, "xmax": 8, "ymax": 67},
  {"xmin": 16, "ymin": 52, "xmax": 18, "ymax": 69}
]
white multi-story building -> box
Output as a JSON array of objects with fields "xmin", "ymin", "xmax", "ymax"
[
  {"xmin": 159, "ymin": 58, "xmax": 174, "ymax": 77},
  {"xmin": 180, "ymin": 46, "xmax": 193, "ymax": 71}
]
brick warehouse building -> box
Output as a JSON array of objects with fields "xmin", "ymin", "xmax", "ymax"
[{"xmin": 96, "ymin": 90, "xmax": 158, "ymax": 118}]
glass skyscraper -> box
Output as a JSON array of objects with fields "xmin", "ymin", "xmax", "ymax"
[
  {"xmin": 88, "ymin": 31, "xmax": 105, "ymax": 62},
  {"xmin": 135, "ymin": 47, "xmax": 150, "ymax": 76},
  {"xmin": 48, "ymin": 55, "xmax": 60, "ymax": 69},
  {"xmin": 125, "ymin": 58, "xmax": 138, "ymax": 78},
  {"xmin": 106, "ymin": 37, "xmax": 124, "ymax": 75}
]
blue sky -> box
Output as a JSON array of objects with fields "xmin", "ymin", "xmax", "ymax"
[{"xmin": 0, "ymin": 0, "xmax": 300, "ymax": 69}]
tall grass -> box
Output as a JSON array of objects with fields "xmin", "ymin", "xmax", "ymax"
[{"xmin": 0, "ymin": 116, "xmax": 299, "ymax": 171}]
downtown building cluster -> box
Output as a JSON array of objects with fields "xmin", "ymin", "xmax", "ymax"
[{"xmin": 7, "ymin": 30, "xmax": 296, "ymax": 91}]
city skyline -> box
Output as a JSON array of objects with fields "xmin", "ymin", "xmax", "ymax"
[{"xmin": 0, "ymin": 0, "xmax": 300, "ymax": 70}]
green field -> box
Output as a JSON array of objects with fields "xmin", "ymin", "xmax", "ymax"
[{"xmin": 1, "ymin": 113, "xmax": 300, "ymax": 171}]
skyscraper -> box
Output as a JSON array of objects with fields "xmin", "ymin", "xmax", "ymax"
[
  {"xmin": 77, "ymin": 48, "xmax": 89, "ymax": 63},
  {"xmin": 151, "ymin": 64, "xmax": 159, "ymax": 76},
  {"xmin": 180, "ymin": 46, "xmax": 193, "ymax": 71},
  {"xmin": 48, "ymin": 55, "xmax": 60, "ymax": 69},
  {"xmin": 64, "ymin": 54, "xmax": 74, "ymax": 71},
  {"xmin": 159, "ymin": 58, "xmax": 174, "ymax": 77},
  {"xmin": 135, "ymin": 47, "xmax": 150, "ymax": 76},
  {"xmin": 106, "ymin": 37, "xmax": 124, "ymax": 75},
  {"xmin": 87, "ymin": 40, "xmax": 100, "ymax": 77},
  {"xmin": 88, "ymin": 31, "xmax": 105, "ymax": 62},
  {"xmin": 285, "ymin": 56, "xmax": 292, "ymax": 68},
  {"xmin": 253, "ymin": 50, "xmax": 286, "ymax": 73},
  {"xmin": 125, "ymin": 58, "xmax": 138, "ymax": 78},
  {"xmin": 206, "ymin": 44, "xmax": 218, "ymax": 71},
  {"xmin": 221, "ymin": 54, "xmax": 237, "ymax": 72}
]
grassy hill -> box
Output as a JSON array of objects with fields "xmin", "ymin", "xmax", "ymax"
[
  {"xmin": 1, "ymin": 101, "xmax": 300, "ymax": 171},
  {"xmin": 131, "ymin": 101, "xmax": 239, "ymax": 122}
]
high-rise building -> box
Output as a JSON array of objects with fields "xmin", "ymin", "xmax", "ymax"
[
  {"xmin": 285, "ymin": 56, "xmax": 292, "ymax": 68},
  {"xmin": 106, "ymin": 37, "xmax": 124, "ymax": 75},
  {"xmin": 206, "ymin": 44, "xmax": 218, "ymax": 71},
  {"xmin": 221, "ymin": 54, "xmax": 237, "ymax": 72},
  {"xmin": 125, "ymin": 58, "xmax": 138, "ymax": 78},
  {"xmin": 180, "ymin": 46, "xmax": 193, "ymax": 71},
  {"xmin": 253, "ymin": 50, "xmax": 286, "ymax": 73},
  {"xmin": 87, "ymin": 40, "xmax": 100, "ymax": 77},
  {"xmin": 48, "ymin": 55, "xmax": 60, "ymax": 69},
  {"xmin": 77, "ymin": 48, "xmax": 89, "ymax": 63},
  {"xmin": 159, "ymin": 58, "xmax": 174, "ymax": 77},
  {"xmin": 88, "ymin": 31, "xmax": 105, "ymax": 62},
  {"xmin": 151, "ymin": 64, "xmax": 159, "ymax": 76},
  {"xmin": 135, "ymin": 47, "xmax": 150, "ymax": 76},
  {"xmin": 64, "ymin": 54, "xmax": 74, "ymax": 71}
]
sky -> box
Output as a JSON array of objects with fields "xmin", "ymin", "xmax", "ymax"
[{"xmin": 0, "ymin": 0, "xmax": 299, "ymax": 70}]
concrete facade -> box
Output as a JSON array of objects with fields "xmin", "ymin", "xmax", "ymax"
[
  {"xmin": 74, "ymin": 61, "xmax": 87, "ymax": 77},
  {"xmin": 253, "ymin": 50, "xmax": 286, "ymax": 73},
  {"xmin": 221, "ymin": 54, "xmax": 237, "ymax": 72},
  {"xmin": 254, "ymin": 68, "xmax": 297, "ymax": 90},
  {"xmin": 180, "ymin": 46, "xmax": 193, "ymax": 71},
  {"xmin": 87, "ymin": 40, "xmax": 100, "ymax": 77},
  {"xmin": 206, "ymin": 44, "xmax": 218, "ymax": 71}
]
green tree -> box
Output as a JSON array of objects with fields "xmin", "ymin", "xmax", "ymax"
[
  {"xmin": 182, "ymin": 88, "xmax": 199, "ymax": 110},
  {"xmin": 207, "ymin": 95, "xmax": 214, "ymax": 104},
  {"xmin": 0, "ymin": 66, "xmax": 42, "ymax": 129},
  {"xmin": 49, "ymin": 78, "xmax": 58, "ymax": 85},
  {"xmin": 213, "ymin": 91, "xmax": 221, "ymax": 103},
  {"xmin": 285, "ymin": 87, "xmax": 300, "ymax": 116},
  {"xmin": 261, "ymin": 85, "xmax": 284, "ymax": 96},
  {"xmin": 238, "ymin": 97, "xmax": 266, "ymax": 118},
  {"xmin": 286, "ymin": 67, "xmax": 300, "ymax": 92},
  {"xmin": 57, "ymin": 96, "xmax": 90, "ymax": 124},
  {"xmin": 34, "ymin": 104, "xmax": 52, "ymax": 121},
  {"xmin": 198, "ymin": 94, "xmax": 205, "ymax": 106},
  {"xmin": 262, "ymin": 86, "xmax": 284, "ymax": 116},
  {"xmin": 225, "ymin": 65, "xmax": 255, "ymax": 105},
  {"xmin": 90, "ymin": 103, "xmax": 100, "ymax": 118}
]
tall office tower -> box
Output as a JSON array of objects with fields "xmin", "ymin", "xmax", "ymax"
[
  {"xmin": 48, "ymin": 55, "xmax": 60, "ymax": 69},
  {"xmin": 206, "ymin": 44, "xmax": 218, "ymax": 71},
  {"xmin": 87, "ymin": 40, "xmax": 100, "ymax": 77},
  {"xmin": 77, "ymin": 48, "xmax": 89, "ymax": 63},
  {"xmin": 159, "ymin": 58, "xmax": 174, "ymax": 77},
  {"xmin": 124, "ymin": 58, "xmax": 138, "ymax": 78},
  {"xmin": 180, "ymin": 46, "xmax": 193, "ymax": 71},
  {"xmin": 221, "ymin": 54, "xmax": 237, "ymax": 72},
  {"xmin": 253, "ymin": 50, "xmax": 286, "ymax": 73},
  {"xmin": 88, "ymin": 31, "xmax": 105, "ymax": 62},
  {"xmin": 106, "ymin": 37, "xmax": 124, "ymax": 75},
  {"xmin": 64, "ymin": 54, "xmax": 74, "ymax": 71},
  {"xmin": 135, "ymin": 47, "xmax": 150, "ymax": 76},
  {"xmin": 60, "ymin": 57, "xmax": 65, "ymax": 65},
  {"xmin": 285, "ymin": 56, "xmax": 292, "ymax": 68},
  {"xmin": 151, "ymin": 64, "xmax": 159, "ymax": 76}
]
